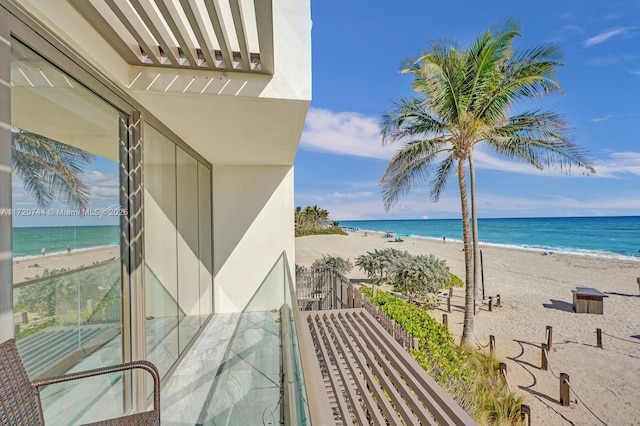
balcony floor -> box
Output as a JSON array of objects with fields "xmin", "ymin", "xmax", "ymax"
[{"xmin": 162, "ymin": 311, "xmax": 282, "ymax": 426}]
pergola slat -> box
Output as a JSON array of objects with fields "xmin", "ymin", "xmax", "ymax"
[
  {"xmin": 202, "ymin": 0, "xmax": 233, "ymax": 69},
  {"xmin": 323, "ymin": 313, "xmax": 388, "ymax": 425},
  {"xmin": 303, "ymin": 309, "xmax": 477, "ymax": 426},
  {"xmin": 70, "ymin": 0, "xmax": 272, "ymax": 72},
  {"xmin": 337, "ymin": 311, "xmax": 437, "ymax": 426},
  {"xmin": 129, "ymin": 0, "xmax": 180, "ymax": 66}
]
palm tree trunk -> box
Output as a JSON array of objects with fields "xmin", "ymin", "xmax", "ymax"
[
  {"xmin": 469, "ymin": 154, "xmax": 481, "ymax": 305},
  {"xmin": 457, "ymin": 158, "xmax": 475, "ymax": 347}
]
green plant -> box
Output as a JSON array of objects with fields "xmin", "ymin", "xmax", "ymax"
[
  {"xmin": 355, "ymin": 248, "xmax": 409, "ymax": 286},
  {"xmin": 360, "ymin": 287, "xmax": 527, "ymax": 424},
  {"xmin": 15, "ymin": 318, "xmax": 59, "ymax": 340},
  {"xmin": 295, "ymin": 226, "xmax": 347, "ymax": 237},
  {"xmin": 391, "ymin": 254, "xmax": 450, "ymax": 298},
  {"xmin": 470, "ymin": 352, "xmax": 526, "ymax": 425},
  {"xmin": 311, "ymin": 254, "xmax": 354, "ymax": 274},
  {"xmin": 448, "ymin": 272, "xmax": 464, "ymax": 288}
]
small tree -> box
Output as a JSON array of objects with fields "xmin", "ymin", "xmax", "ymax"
[
  {"xmin": 391, "ymin": 254, "xmax": 450, "ymax": 300},
  {"xmin": 311, "ymin": 254, "xmax": 354, "ymax": 274},
  {"xmin": 355, "ymin": 248, "xmax": 409, "ymax": 287}
]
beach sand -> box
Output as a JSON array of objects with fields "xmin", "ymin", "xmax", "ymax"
[
  {"xmin": 296, "ymin": 232, "xmax": 640, "ymax": 425},
  {"xmin": 13, "ymin": 245, "xmax": 119, "ymax": 284}
]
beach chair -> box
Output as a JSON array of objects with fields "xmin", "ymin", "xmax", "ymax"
[{"xmin": 0, "ymin": 338, "xmax": 160, "ymax": 425}]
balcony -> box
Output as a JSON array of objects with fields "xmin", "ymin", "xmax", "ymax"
[{"xmin": 11, "ymin": 255, "xmax": 473, "ymax": 425}]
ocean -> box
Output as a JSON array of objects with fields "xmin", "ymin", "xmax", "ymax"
[
  {"xmin": 13, "ymin": 225, "xmax": 120, "ymax": 259},
  {"xmin": 339, "ymin": 216, "xmax": 640, "ymax": 260}
]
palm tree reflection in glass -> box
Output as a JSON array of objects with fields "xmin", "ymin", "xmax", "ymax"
[{"xmin": 12, "ymin": 128, "xmax": 93, "ymax": 212}]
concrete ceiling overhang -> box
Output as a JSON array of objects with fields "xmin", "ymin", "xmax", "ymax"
[
  {"xmin": 135, "ymin": 90, "xmax": 308, "ymax": 166},
  {"xmin": 12, "ymin": 0, "xmax": 310, "ymax": 167}
]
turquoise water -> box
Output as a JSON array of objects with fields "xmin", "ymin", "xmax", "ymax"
[
  {"xmin": 13, "ymin": 226, "xmax": 120, "ymax": 258},
  {"xmin": 339, "ymin": 216, "xmax": 640, "ymax": 260}
]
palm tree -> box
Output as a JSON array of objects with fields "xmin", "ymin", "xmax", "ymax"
[
  {"xmin": 12, "ymin": 129, "xmax": 93, "ymax": 211},
  {"xmin": 380, "ymin": 21, "xmax": 594, "ymax": 347}
]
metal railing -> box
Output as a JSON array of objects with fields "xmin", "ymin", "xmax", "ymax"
[
  {"xmin": 284, "ymin": 257, "xmax": 334, "ymax": 425},
  {"xmin": 295, "ymin": 267, "xmax": 351, "ymax": 311}
]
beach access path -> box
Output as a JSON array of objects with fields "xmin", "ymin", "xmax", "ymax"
[{"xmin": 296, "ymin": 231, "xmax": 640, "ymax": 426}]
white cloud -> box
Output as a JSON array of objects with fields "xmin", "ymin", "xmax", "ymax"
[
  {"xmin": 83, "ymin": 170, "xmax": 120, "ymax": 207},
  {"xmin": 583, "ymin": 27, "xmax": 630, "ymax": 46},
  {"xmin": 593, "ymin": 151, "xmax": 640, "ymax": 177},
  {"xmin": 300, "ymin": 108, "xmax": 397, "ymax": 159},
  {"xmin": 590, "ymin": 114, "xmax": 614, "ymax": 122},
  {"xmin": 471, "ymin": 148, "xmax": 595, "ymax": 177},
  {"xmin": 331, "ymin": 191, "xmax": 374, "ymax": 199},
  {"xmin": 590, "ymin": 112, "xmax": 640, "ymax": 122},
  {"xmin": 301, "ymin": 108, "xmax": 638, "ymax": 180}
]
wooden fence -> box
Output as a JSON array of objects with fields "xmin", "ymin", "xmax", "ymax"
[{"xmin": 296, "ymin": 267, "xmax": 417, "ymax": 350}]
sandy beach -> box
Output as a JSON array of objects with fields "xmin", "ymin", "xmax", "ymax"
[
  {"xmin": 296, "ymin": 232, "xmax": 640, "ymax": 425},
  {"xmin": 13, "ymin": 245, "xmax": 119, "ymax": 284}
]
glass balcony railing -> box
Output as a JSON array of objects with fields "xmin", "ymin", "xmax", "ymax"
[
  {"xmin": 192, "ymin": 252, "xmax": 313, "ymax": 425},
  {"xmin": 13, "ymin": 260, "xmax": 125, "ymax": 424}
]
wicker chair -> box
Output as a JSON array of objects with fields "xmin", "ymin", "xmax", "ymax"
[{"xmin": 0, "ymin": 338, "xmax": 160, "ymax": 425}]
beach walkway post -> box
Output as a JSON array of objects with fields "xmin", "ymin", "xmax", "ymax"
[{"xmin": 560, "ymin": 373, "xmax": 570, "ymax": 406}]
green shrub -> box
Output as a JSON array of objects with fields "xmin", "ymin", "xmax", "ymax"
[
  {"xmin": 448, "ymin": 272, "xmax": 464, "ymax": 288},
  {"xmin": 360, "ymin": 287, "xmax": 526, "ymax": 424},
  {"xmin": 311, "ymin": 254, "xmax": 354, "ymax": 274},
  {"xmin": 295, "ymin": 226, "xmax": 348, "ymax": 237},
  {"xmin": 360, "ymin": 287, "xmax": 472, "ymax": 387}
]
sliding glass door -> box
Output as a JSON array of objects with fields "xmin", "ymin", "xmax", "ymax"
[
  {"xmin": 10, "ymin": 37, "xmax": 128, "ymax": 424},
  {"xmin": 143, "ymin": 123, "xmax": 213, "ymax": 379}
]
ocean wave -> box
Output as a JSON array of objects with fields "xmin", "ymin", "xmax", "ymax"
[{"xmin": 348, "ymin": 228, "xmax": 640, "ymax": 261}]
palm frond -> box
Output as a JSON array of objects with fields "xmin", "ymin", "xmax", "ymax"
[
  {"xmin": 429, "ymin": 153, "xmax": 456, "ymax": 202},
  {"xmin": 11, "ymin": 130, "xmax": 94, "ymax": 211},
  {"xmin": 381, "ymin": 98, "xmax": 449, "ymax": 144},
  {"xmin": 380, "ymin": 138, "xmax": 451, "ymax": 210},
  {"xmin": 485, "ymin": 110, "xmax": 595, "ymax": 173}
]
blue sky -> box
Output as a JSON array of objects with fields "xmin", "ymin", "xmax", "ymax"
[{"xmin": 294, "ymin": 0, "xmax": 640, "ymax": 220}]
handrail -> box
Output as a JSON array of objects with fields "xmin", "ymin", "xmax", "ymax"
[
  {"xmin": 13, "ymin": 258, "xmax": 119, "ymax": 288},
  {"xmin": 283, "ymin": 253, "xmax": 334, "ymax": 425}
]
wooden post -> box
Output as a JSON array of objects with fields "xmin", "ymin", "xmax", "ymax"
[
  {"xmin": 496, "ymin": 294, "xmax": 501, "ymax": 307},
  {"xmin": 546, "ymin": 325, "xmax": 553, "ymax": 351},
  {"xmin": 520, "ymin": 404, "xmax": 531, "ymax": 426},
  {"xmin": 560, "ymin": 373, "xmax": 570, "ymax": 406},
  {"xmin": 447, "ymin": 288, "xmax": 452, "ymax": 313},
  {"xmin": 541, "ymin": 343, "xmax": 548, "ymax": 370},
  {"xmin": 489, "ymin": 296, "xmax": 493, "ymax": 312},
  {"xmin": 596, "ymin": 328, "xmax": 602, "ymax": 348},
  {"xmin": 499, "ymin": 362, "xmax": 507, "ymax": 386},
  {"xmin": 21, "ymin": 312, "xmax": 28, "ymax": 325},
  {"xmin": 442, "ymin": 313, "xmax": 448, "ymax": 329},
  {"xmin": 332, "ymin": 274, "xmax": 337, "ymax": 309},
  {"xmin": 372, "ymin": 285, "xmax": 377, "ymax": 298},
  {"xmin": 347, "ymin": 284, "xmax": 354, "ymax": 308},
  {"xmin": 474, "ymin": 300, "xmax": 477, "ymax": 315},
  {"xmin": 637, "ymin": 277, "xmax": 640, "ymax": 294},
  {"xmin": 489, "ymin": 335, "xmax": 495, "ymax": 354},
  {"xmin": 413, "ymin": 337, "xmax": 419, "ymax": 349}
]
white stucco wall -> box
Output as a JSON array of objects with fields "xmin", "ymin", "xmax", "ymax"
[{"xmin": 213, "ymin": 165, "xmax": 295, "ymax": 313}]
